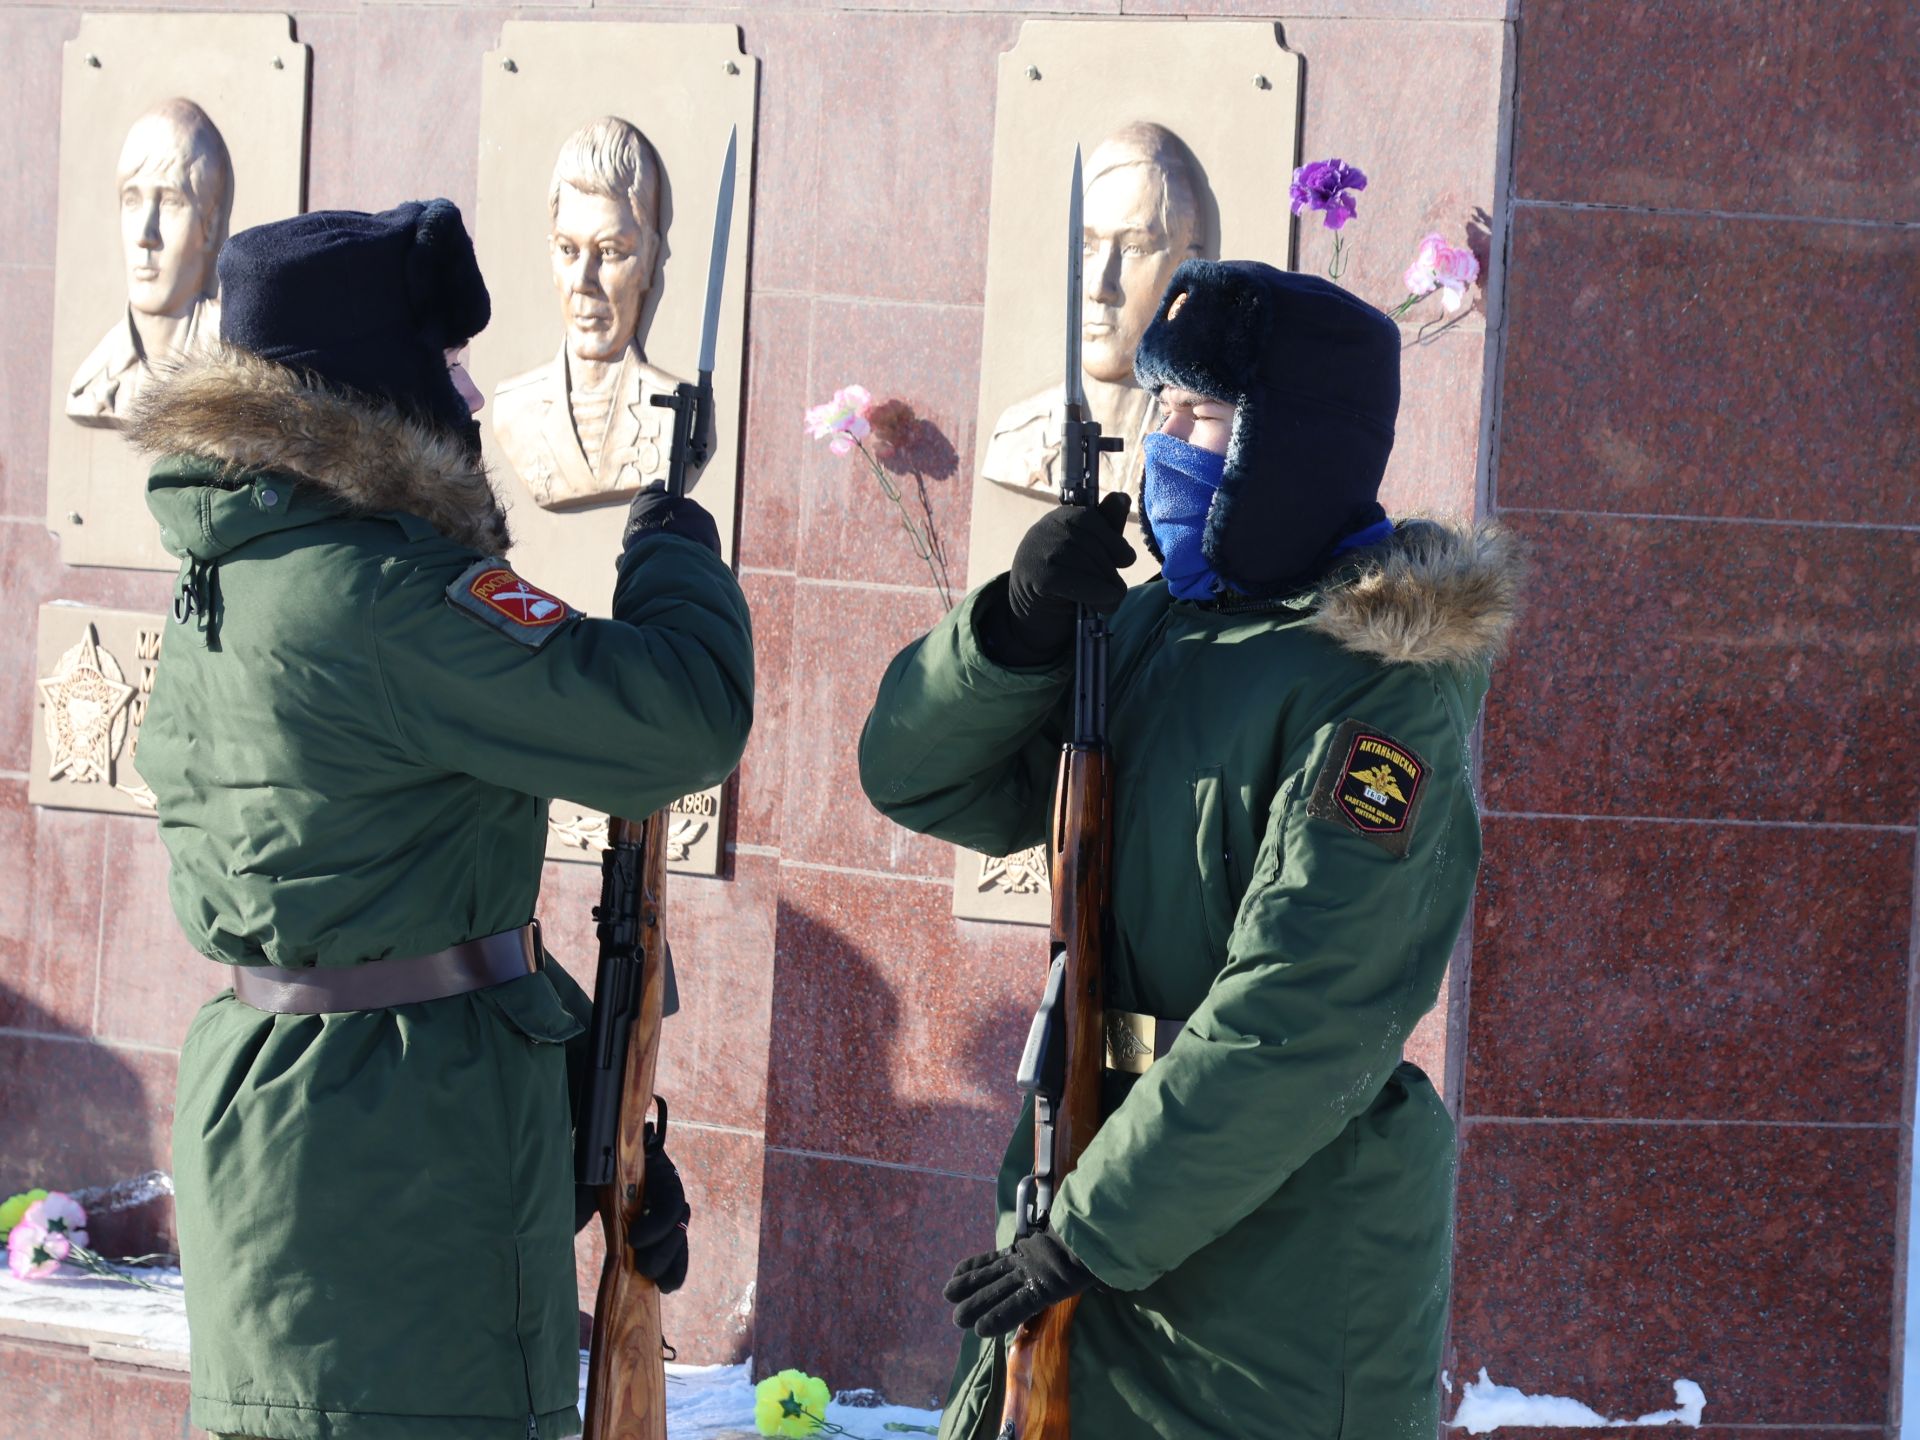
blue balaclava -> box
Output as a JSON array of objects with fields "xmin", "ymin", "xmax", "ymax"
[
  {"xmin": 218, "ymin": 200, "xmax": 491, "ymax": 446},
  {"xmin": 1134, "ymin": 260, "xmax": 1401, "ymax": 600}
]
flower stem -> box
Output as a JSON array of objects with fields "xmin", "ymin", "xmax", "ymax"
[
  {"xmin": 856, "ymin": 440, "xmax": 954, "ymax": 611},
  {"xmin": 1387, "ymin": 293, "xmax": 1425, "ymax": 321},
  {"xmin": 1328, "ymin": 233, "xmax": 1348, "ymax": 282},
  {"xmin": 63, "ymin": 1244, "xmax": 172, "ymax": 1293}
]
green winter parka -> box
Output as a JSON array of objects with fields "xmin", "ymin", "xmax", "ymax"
[
  {"xmin": 858, "ymin": 521, "xmax": 1521, "ymax": 1440},
  {"xmin": 130, "ymin": 351, "xmax": 755, "ymax": 1440}
]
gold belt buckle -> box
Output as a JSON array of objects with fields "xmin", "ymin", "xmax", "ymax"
[{"xmin": 1104, "ymin": 1011, "xmax": 1159, "ymax": 1075}]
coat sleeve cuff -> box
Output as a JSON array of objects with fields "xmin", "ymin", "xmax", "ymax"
[{"xmin": 1048, "ymin": 1187, "xmax": 1157, "ymax": 1293}]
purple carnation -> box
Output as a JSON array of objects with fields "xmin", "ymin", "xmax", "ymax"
[{"xmin": 1289, "ymin": 159, "xmax": 1368, "ymax": 231}]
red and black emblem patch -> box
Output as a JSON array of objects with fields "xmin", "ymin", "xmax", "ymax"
[
  {"xmin": 445, "ymin": 559, "xmax": 577, "ymax": 649},
  {"xmin": 1307, "ymin": 719, "xmax": 1428, "ymax": 858}
]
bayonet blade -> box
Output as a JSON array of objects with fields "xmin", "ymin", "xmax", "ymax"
[
  {"xmin": 697, "ymin": 125, "xmax": 737, "ymax": 378},
  {"xmin": 1064, "ymin": 145, "xmax": 1085, "ymax": 413}
]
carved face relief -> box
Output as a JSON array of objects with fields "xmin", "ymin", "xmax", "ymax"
[
  {"xmin": 549, "ymin": 184, "xmax": 655, "ymax": 365},
  {"xmin": 1081, "ymin": 162, "xmax": 1190, "ymax": 386},
  {"xmin": 117, "ymin": 113, "xmax": 221, "ymax": 320}
]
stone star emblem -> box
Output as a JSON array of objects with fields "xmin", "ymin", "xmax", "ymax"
[{"xmin": 37, "ymin": 624, "xmax": 135, "ymax": 785}]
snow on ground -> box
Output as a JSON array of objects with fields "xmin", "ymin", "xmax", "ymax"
[
  {"xmin": 585, "ymin": 1358, "xmax": 942, "ymax": 1439},
  {"xmin": 1450, "ymin": 1369, "xmax": 1704, "ymax": 1433},
  {"xmin": 0, "ymin": 1264, "xmax": 189, "ymax": 1357}
]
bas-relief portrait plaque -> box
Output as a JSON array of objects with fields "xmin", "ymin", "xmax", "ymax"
[
  {"xmin": 472, "ymin": 23, "xmax": 756, "ymax": 876},
  {"xmin": 45, "ymin": 13, "xmax": 310, "ymax": 571},
  {"xmin": 955, "ymin": 21, "xmax": 1302, "ymax": 924},
  {"xmin": 29, "ymin": 606, "xmax": 167, "ymax": 817}
]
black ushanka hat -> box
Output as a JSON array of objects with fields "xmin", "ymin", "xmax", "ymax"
[
  {"xmin": 1133, "ymin": 259, "xmax": 1400, "ymax": 598},
  {"xmin": 218, "ymin": 199, "xmax": 491, "ymax": 438}
]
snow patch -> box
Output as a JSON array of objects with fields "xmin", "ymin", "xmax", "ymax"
[
  {"xmin": 73, "ymin": 1169, "xmax": 175, "ymax": 1215},
  {"xmin": 577, "ymin": 1358, "xmax": 941, "ymax": 1438},
  {"xmin": 1450, "ymin": 1369, "xmax": 1704, "ymax": 1433}
]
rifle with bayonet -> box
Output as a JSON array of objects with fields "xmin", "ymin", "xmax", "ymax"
[
  {"xmin": 576, "ymin": 123, "xmax": 737, "ymax": 1440},
  {"xmin": 998, "ymin": 146, "xmax": 1124, "ymax": 1440}
]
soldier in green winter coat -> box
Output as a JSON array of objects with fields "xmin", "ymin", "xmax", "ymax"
[
  {"xmin": 129, "ymin": 202, "xmax": 753, "ymax": 1440},
  {"xmin": 859, "ymin": 261, "xmax": 1522, "ymax": 1439}
]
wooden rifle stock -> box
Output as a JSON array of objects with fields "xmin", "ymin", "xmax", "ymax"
[
  {"xmin": 999, "ymin": 741, "xmax": 1112, "ymax": 1440},
  {"xmin": 581, "ymin": 813, "xmax": 670, "ymax": 1440}
]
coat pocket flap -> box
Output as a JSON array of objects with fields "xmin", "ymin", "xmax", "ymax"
[{"xmin": 479, "ymin": 969, "xmax": 587, "ymax": 1045}]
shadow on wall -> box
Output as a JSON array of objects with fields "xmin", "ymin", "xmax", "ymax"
[
  {"xmin": 0, "ymin": 985, "xmax": 175, "ymax": 1258},
  {"xmin": 762, "ymin": 902, "xmax": 1035, "ymax": 1405}
]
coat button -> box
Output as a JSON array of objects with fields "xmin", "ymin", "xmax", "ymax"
[{"xmin": 260, "ymin": 488, "xmax": 279, "ymax": 507}]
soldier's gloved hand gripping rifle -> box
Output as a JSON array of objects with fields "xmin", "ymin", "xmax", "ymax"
[
  {"xmin": 998, "ymin": 147, "xmax": 1123, "ymax": 1440},
  {"xmin": 577, "ymin": 124, "xmax": 737, "ymax": 1440}
]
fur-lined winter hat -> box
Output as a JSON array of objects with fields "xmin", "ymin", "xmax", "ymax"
[
  {"xmin": 217, "ymin": 200, "xmax": 490, "ymax": 439},
  {"xmin": 1133, "ymin": 259, "xmax": 1400, "ymax": 597}
]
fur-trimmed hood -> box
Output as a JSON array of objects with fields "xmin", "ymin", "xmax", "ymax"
[
  {"xmin": 128, "ymin": 345, "xmax": 511, "ymax": 557},
  {"xmin": 1305, "ymin": 519, "xmax": 1524, "ymax": 670}
]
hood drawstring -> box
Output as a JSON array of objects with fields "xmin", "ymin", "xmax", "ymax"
[{"xmin": 171, "ymin": 557, "xmax": 223, "ymax": 650}]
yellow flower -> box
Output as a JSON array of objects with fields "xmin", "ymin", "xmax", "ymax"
[
  {"xmin": 753, "ymin": 1368, "xmax": 832, "ymax": 1437},
  {"xmin": 0, "ymin": 1190, "xmax": 48, "ymax": 1239}
]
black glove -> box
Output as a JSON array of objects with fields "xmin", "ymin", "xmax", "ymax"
[
  {"xmin": 943, "ymin": 1227, "xmax": 1098, "ymax": 1338},
  {"xmin": 627, "ymin": 1123, "xmax": 691, "ymax": 1293},
  {"xmin": 975, "ymin": 492, "xmax": 1136, "ymax": 668},
  {"xmin": 622, "ymin": 484, "xmax": 722, "ymax": 556}
]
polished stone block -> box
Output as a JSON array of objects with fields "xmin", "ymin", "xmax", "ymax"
[
  {"xmin": 1481, "ymin": 512, "xmax": 1920, "ymax": 826},
  {"xmin": 1469, "ymin": 817, "xmax": 1912, "ymax": 1124},
  {"xmin": 1497, "ymin": 208, "xmax": 1920, "ymax": 525},
  {"xmin": 752, "ymin": 1148, "xmax": 995, "ymax": 1407},
  {"xmin": 1451, "ymin": 1120, "xmax": 1899, "ymax": 1425},
  {"xmin": 800, "ymin": 298, "xmax": 979, "ymax": 594},
  {"xmin": 1513, "ymin": 0, "xmax": 1920, "ymax": 221},
  {"xmin": 765, "ymin": 865, "xmax": 1035, "ymax": 1173}
]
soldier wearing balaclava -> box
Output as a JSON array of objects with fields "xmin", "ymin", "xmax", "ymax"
[{"xmin": 861, "ymin": 259, "xmax": 1524, "ymax": 1440}]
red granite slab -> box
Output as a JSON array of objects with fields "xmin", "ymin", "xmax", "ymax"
[
  {"xmin": 777, "ymin": 583, "xmax": 959, "ymax": 879},
  {"xmin": 737, "ymin": 296, "xmax": 810, "ymax": 574},
  {"xmin": 0, "ymin": 267, "xmax": 54, "ymax": 519},
  {"xmin": 806, "ymin": 13, "xmax": 1020, "ymax": 307},
  {"xmin": 0, "ymin": 785, "xmax": 104, "ymax": 1039},
  {"xmin": 93, "ymin": 1360, "xmax": 197, "ymax": 1440},
  {"xmin": 1283, "ymin": 16, "xmax": 1510, "ymax": 311},
  {"xmin": 1513, "ymin": 0, "xmax": 1920, "ymax": 221},
  {"xmin": 765, "ymin": 865, "xmax": 1036, "ymax": 1175},
  {"xmin": 0, "ymin": 1339, "xmax": 99, "ymax": 1440},
  {"xmin": 539, "ymin": 852, "xmax": 777, "ymax": 1134},
  {"xmin": 653, "ymin": 854, "xmax": 778, "ymax": 1132},
  {"xmin": 735, "ymin": 570, "xmax": 794, "ymax": 849},
  {"xmin": 1384, "ymin": 326, "xmax": 1487, "ymax": 522},
  {"xmin": 1125, "ymin": 0, "xmax": 1509, "ymax": 15},
  {"xmin": 1468, "ymin": 817, "xmax": 1913, "ymax": 1124},
  {"xmin": 1480, "ymin": 512, "xmax": 1920, "ymax": 826},
  {"xmin": 1497, "ymin": 209, "xmax": 1920, "ymax": 525},
  {"xmin": 0, "ymin": 10, "xmax": 73, "ymax": 267},
  {"xmin": 96, "ymin": 817, "xmax": 218, "ymax": 1052},
  {"xmin": 798, "ymin": 298, "xmax": 979, "ymax": 594},
  {"xmin": 295, "ymin": 12, "xmax": 363, "ymax": 214},
  {"xmin": 752, "ymin": 1148, "xmax": 997, "ymax": 1407},
  {"xmin": 1450, "ymin": 1119, "xmax": 1900, "ymax": 1425},
  {"xmin": 576, "ymin": 1121, "xmax": 763, "ymax": 1365},
  {"xmin": 737, "ymin": 12, "xmax": 827, "ymax": 294}
]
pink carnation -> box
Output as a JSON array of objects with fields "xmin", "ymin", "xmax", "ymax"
[
  {"xmin": 1402, "ymin": 234, "xmax": 1479, "ymax": 314},
  {"xmin": 803, "ymin": 385, "xmax": 874, "ymax": 455},
  {"xmin": 8, "ymin": 1222, "xmax": 70, "ymax": 1281},
  {"xmin": 26, "ymin": 1193, "xmax": 88, "ymax": 1250}
]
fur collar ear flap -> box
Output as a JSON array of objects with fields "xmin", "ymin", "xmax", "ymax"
[
  {"xmin": 128, "ymin": 346, "xmax": 512, "ymax": 557},
  {"xmin": 1309, "ymin": 520, "xmax": 1524, "ymax": 669},
  {"xmin": 1134, "ymin": 259, "xmax": 1400, "ymax": 597}
]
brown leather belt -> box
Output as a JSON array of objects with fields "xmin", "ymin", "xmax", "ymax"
[{"xmin": 229, "ymin": 923, "xmax": 541, "ymax": 1015}]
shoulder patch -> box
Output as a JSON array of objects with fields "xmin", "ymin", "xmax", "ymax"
[
  {"xmin": 445, "ymin": 559, "xmax": 578, "ymax": 649},
  {"xmin": 1306, "ymin": 719, "xmax": 1429, "ymax": 858}
]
